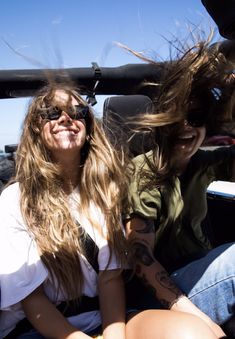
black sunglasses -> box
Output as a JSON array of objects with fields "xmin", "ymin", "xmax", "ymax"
[
  {"xmin": 40, "ymin": 105, "xmax": 89, "ymax": 121},
  {"xmin": 186, "ymin": 111, "xmax": 208, "ymax": 128}
]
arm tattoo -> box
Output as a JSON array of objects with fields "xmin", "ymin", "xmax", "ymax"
[
  {"xmin": 155, "ymin": 270, "xmax": 184, "ymax": 309},
  {"xmin": 139, "ymin": 273, "xmax": 157, "ymax": 297},
  {"xmin": 135, "ymin": 219, "xmax": 155, "ymax": 234},
  {"xmin": 155, "ymin": 271, "xmax": 182, "ymax": 295},
  {"xmin": 133, "ymin": 242, "xmax": 154, "ymax": 266}
]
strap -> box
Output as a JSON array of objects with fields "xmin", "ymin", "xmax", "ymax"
[{"xmin": 77, "ymin": 222, "xmax": 99, "ymax": 274}]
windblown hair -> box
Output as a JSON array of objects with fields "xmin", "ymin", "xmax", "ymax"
[
  {"xmin": 15, "ymin": 83, "xmax": 128, "ymax": 300},
  {"xmin": 123, "ymin": 33, "xmax": 235, "ymax": 187}
]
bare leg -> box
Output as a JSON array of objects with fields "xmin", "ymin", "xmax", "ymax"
[{"xmin": 126, "ymin": 310, "xmax": 220, "ymax": 339}]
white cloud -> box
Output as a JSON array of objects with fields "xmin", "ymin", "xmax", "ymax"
[{"xmin": 52, "ymin": 17, "xmax": 62, "ymax": 25}]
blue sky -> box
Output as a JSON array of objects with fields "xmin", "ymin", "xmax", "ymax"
[{"xmin": 0, "ymin": 0, "xmax": 218, "ymax": 151}]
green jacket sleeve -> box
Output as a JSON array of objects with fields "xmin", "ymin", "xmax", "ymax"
[{"xmin": 124, "ymin": 153, "xmax": 161, "ymax": 220}]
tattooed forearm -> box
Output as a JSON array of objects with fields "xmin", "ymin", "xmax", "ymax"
[
  {"xmin": 139, "ymin": 272, "xmax": 157, "ymax": 297},
  {"xmin": 135, "ymin": 255, "xmax": 184, "ymax": 309},
  {"xmin": 155, "ymin": 271, "xmax": 182, "ymax": 296},
  {"xmin": 135, "ymin": 218, "xmax": 155, "ymax": 234},
  {"xmin": 133, "ymin": 242, "xmax": 155, "ymax": 266},
  {"xmin": 155, "ymin": 270, "xmax": 184, "ymax": 309}
]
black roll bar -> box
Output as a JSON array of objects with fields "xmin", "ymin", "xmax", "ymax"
[{"xmin": 0, "ymin": 63, "xmax": 163, "ymax": 99}]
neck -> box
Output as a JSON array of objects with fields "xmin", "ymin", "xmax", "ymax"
[
  {"xmin": 174, "ymin": 158, "xmax": 190, "ymax": 176},
  {"xmin": 52, "ymin": 151, "xmax": 82, "ymax": 192}
]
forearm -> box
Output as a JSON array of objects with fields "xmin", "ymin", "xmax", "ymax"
[
  {"xmin": 126, "ymin": 218, "xmax": 226, "ymax": 338},
  {"xmin": 98, "ymin": 270, "xmax": 126, "ymax": 339},
  {"xmin": 134, "ymin": 251, "xmax": 184, "ymax": 309},
  {"xmin": 135, "ymin": 254, "xmax": 225, "ymax": 337},
  {"xmin": 21, "ymin": 286, "xmax": 91, "ymax": 339}
]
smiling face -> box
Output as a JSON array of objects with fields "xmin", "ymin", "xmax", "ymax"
[
  {"xmin": 40, "ymin": 90, "xmax": 87, "ymax": 161},
  {"xmin": 171, "ymin": 119, "xmax": 206, "ymax": 169}
]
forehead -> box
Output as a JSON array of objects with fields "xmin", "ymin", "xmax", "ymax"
[{"xmin": 51, "ymin": 89, "xmax": 79, "ymax": 106}]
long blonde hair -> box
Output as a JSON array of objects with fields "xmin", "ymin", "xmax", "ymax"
[{"xmin": 15, "ymin": 83, "xmax": 128, "ymax": 300}]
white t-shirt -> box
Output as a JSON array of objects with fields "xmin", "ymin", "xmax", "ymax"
[{"xmin": 0, "ymin": 182, "xmax": 120, "ymax": 337}]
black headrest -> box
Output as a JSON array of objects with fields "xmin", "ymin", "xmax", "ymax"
[{"xmin": 103, "ymin": 95, "xmax": 153, "ymax": 156}]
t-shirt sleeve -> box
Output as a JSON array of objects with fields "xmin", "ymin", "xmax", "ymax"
[
  {"xmin": 98, "ymin": 244, "xmax": 120, "ymax": 271},
  {"xmin": 0, "ymin": 185, "xmax": 48, "ymax": 309}
]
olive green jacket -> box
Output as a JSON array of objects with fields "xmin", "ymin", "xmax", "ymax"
[{"xmin": 125, "ymin": 145, "xmax": 235, "ymax": 271}]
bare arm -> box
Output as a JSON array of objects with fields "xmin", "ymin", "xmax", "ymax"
[
  {"xmin": 98, "ymin": 269, "xmax": 126, "ymax": 339},
  {"xmin": 21, "ymin": 285, "xmax": 92, "ymax": 339},
  {"xmin": 125, "ymin": 217, "xmax": 225, "ymax": 338}
]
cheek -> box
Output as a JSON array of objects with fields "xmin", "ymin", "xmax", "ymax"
[
  {"xmin": 198, "ymin": 127, "xmax": 206, "ymax": 144},
  {"xmin": 40, "ymin": 123, "xmax": 55, "ymax": 148}
]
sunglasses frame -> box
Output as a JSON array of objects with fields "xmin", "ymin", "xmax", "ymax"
[
  {"xmin": 40, "ymin": 105, "xmax": 90, "ymax": 121},
  {"xmin": 186, "ymin": 111, "xmax": 208, "ymax": 128}
]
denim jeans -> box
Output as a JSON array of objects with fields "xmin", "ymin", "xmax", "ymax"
[
  {"xmin": 171, "ymin": 242, "xmax": 235, "ymax": 325},
  {"xmin": 16, "ymin": 325, "xmax": 102, "ymax": 338},
  {"xmin": 126, "ymin": 242, "xmax": 235, "ymax": 325},
  {"xmin": 17, "ymin": 330, "xmax": 44, "ymax": 339}
]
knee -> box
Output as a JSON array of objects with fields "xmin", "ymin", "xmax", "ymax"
[
  {"xmin": 126, "ymin": 310, "xmax": 218, "ymax": 339},
  {"xmin": 175, "ymin": 318, "xmax": 217, "ymax": 339}
]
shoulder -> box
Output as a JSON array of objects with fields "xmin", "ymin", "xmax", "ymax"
[
  {"xmin": 0, "ymin": 183, "xmax": 48, "ymax": 309},
  {"xmin": 0, "ymin": 181, "xmax": 19, "ymax": 200},
  {"xmin": 132, "ymin": 150, "xmax": 154, "ymax": 169},
  {"xmin": 0, "ymin": 182, "xmax": 22, "ymax": 229}
]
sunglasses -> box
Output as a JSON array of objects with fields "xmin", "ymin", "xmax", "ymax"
[
  {"xmin": 186, "ymin": 111, "xmax": 208, "ymax": 128},
  {"xmin": 40, "ymin": 105, "xmax": 89, "ymax": 121}
]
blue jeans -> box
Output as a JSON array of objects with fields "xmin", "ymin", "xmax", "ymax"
[
  {"xmin": 171, "ymin": 242, "xmax": 235, "ymax": 325},
  {"xmin": 125, "ymin": 243, "xmax": 235, "ymax": 325},
  {"xmin": 16, "ymin": 325, "xmax": 102, "ymax": 338}
]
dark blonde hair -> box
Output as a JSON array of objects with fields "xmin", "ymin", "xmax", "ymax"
[
  {"xmin": 15, "ymin": 83, "xmax": 128, "ymax": 300},
  {"xmin": 124, "ymin": 35, "xmax": 235, "ymax": 186}
]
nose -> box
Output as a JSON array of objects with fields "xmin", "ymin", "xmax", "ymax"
[
  {"xmin": 183, "ymin": 119, "xmax": 193, "ymax": 128},
  {"xmin": 58, "ymin": 111, "xmax": 72, "ymax": 125}
]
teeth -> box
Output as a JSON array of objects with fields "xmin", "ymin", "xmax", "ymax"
[
  {"xmin": 178, "ymin": 135, "xmax": 194, "ymax": 140},
  {"xmin": 58, "ymin": 130, "xmax": 76, "ymax": 135}
]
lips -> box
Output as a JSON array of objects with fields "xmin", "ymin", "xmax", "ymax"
[
  {"xmin": 176, "ymin": 133, "xmax": 196, "ymax": 145},
  {"xmin": 53, "ymin": 128, "xmax": 78, "ymax": 135}
]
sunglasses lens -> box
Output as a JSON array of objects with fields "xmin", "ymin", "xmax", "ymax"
[
  {"xmin": 74, "ymin": 105, "xmax": 89, "ymax": 120},
  {"xmin": 187, "ymin": 119, "xmax": 204, "ymax": 127},
  {"xmin": 47, "ymin": 109, "xmax": 62, "ymax": 120},
  {"xmin": 187, "ymin": 112, "xmax": 206, "ymax": 127}
]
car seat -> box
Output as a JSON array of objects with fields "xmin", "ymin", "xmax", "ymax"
[{"xmin": 103, "ymin": 94, "xmax": 154, "ymax": 157}]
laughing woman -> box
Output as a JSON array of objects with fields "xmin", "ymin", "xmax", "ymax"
[{"xmin": 124, "ymin": 38, "xmax": 235, "ymax": 338}]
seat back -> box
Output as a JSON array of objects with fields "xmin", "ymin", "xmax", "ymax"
[{"xmin": 103, "ymin": 95, "xmax": 153, "ymax": 156}]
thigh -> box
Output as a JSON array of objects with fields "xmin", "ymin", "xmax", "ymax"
[{"xmin": 171, "ymin": 242, "xmax": 235, "ymax": 324}]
